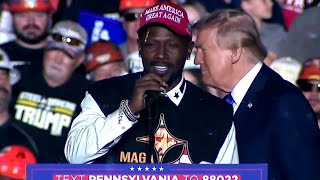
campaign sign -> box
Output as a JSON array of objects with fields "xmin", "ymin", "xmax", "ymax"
[
  {"xmin": 27, "ymin": 164, "xmax": 267, "ymax": 180},
  {"xmin": 78, "ymin": 10, "xmax": 127, "ymax": 48}
]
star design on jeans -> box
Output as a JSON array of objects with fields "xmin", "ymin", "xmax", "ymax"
[{"xmin": 174, "ymin": 92, "xmax": 179, "ymax": 99}]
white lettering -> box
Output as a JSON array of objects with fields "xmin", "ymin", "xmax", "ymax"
[
  {"xmin": 128, "ymin": 175, "xmax": 137, "ymax": 180},
  {"xmin": 14, "ymin": 105, "xmax": 72, "ymax": 136},
  {"xmin": 15, "ymin": 105, "xmax": 37, "ymax": 124},
  {"xmin": 54, "ymin": 175, "xmax": 85, "ymax": 180},
  {"xmin": 142, "ymin": 175, "xmax": 150, "ymax": 180},
  {"xmin": 47, "ymin": 98, "xmax": 76, "ymax": 111},
  {"xmin": 146, "ymin": 12, "xmax": 159, "ymax": 21},
  {"xmin": 145, "ymin": 5, "xmax": 159, "ymax": 15},
  {"xmin": 92, "ymin": 20, "xmax": 104, "ymax": 42},
  {"xmin": 159, "ymin": 5, "xmax": 184, "ymax": 18},
  {"xmin": 163, "ymin": 13, "xmax": 181, "ymax": 23},
  {"xmin": 19, "ymin": 92, "xmax": 41, "ymax": 103},
  {"xmin": 85, "ymin": 175, "xmax": 180, "ymax": 180}
]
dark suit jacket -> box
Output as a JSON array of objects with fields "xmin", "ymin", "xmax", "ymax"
[{"xmin": 234, "ymin": 64, "xmax": 320, "ymax": 180}]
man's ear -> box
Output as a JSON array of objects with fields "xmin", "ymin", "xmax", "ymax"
[{"xmin": 230, "ymin": 48, "xmax": 242, "ymax": 64}]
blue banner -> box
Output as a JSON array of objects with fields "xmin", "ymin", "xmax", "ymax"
[
  {"xmin": 27, "ymin": 164, "xmax": 267, "ymax": 180},
  {"xmin": 78, "ymin": 10, "xmax": 127, "ymax": 48}
]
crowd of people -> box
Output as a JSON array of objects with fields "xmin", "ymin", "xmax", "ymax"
[{"xmin": 0, "ymin": 0, "xmax": 319, "ymax": 179}]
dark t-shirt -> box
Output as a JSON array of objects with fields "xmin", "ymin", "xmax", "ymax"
[
  {"xmin": 0, "ymin": 118, "xmax": 38, "ymax": 156},
  {"xmin": 10, "ymin": 68, "xmax": 90, "ymax": 163},
  {"xmin": 0, "ymin": 41, "xmax": 44, "ymax": 72}
]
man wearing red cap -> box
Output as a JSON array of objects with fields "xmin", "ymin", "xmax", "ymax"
[
  {"xmin": 297, "ymin": 57, "xmax": 320, "ymax": 128},
  {"xmin": 11, "ymin": 20, "xmax": 90, "ymax": 163},
  {"xmin": 119, "ymin": 0, "xmax": 157, "ymax": 73},
  {"xmin": 65, "ymin": 0, "xmax": 237, "ymax": 164},
  {"xmin": 85, "ymin": 40, "xmax": 128, "ymax": 81}
]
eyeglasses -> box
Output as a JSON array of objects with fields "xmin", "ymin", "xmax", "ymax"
[
  {"xmin": 51, "ymin": 33, "xmax": 83, "ymax": 46},
  {"xmin": 123, "ymin": 13, "xmax": 141, "ymax": 22},
  {"xmin": 297, "ymin": 80, "xmax": 320, "ymax": 92}
]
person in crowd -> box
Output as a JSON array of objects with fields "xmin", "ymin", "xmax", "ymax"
[
  {"xmin": 240, "ymin": 0, "xmax": 287, "ymax": 65},
  {"xmin": 182, "ymin": 0, "xmax": 224, "ymax": 96},
  {"xmin": 0, "ymin": 49, "xmax": 36, "ymax": 180},
  {"xmin": 0, "ymin": 145, "xmax": 36, "ymax": 180},
  {"xmin": 85, "ymin": 40, "xmax": 128, "ymax": 82},
  {"xmin": 297, "ymin": 57, "xmax": 320, "ymax": 128},
  {"xmin": 269, "ymin": 57, "xmax": 302, "ymax": 86},
  {"xmin": 119, "ymin": 0, "xmax": 157, "ymax": 73},
  {"xmin": 0, "ymin": 4, "xmax": 15, "ymax": 44},
  {"xmin": 1, "ymin": 0, "xmax": 54, "ymax": 71},
  {"xmin": 181, "ymin": 0, "xmax": 206, "ymax": 69},
  {"xmin": 181, "ymin": 0, "xmax": 207, "ymax": 26},
  {"xmin": 0, "ymin": 48, "xmax": 37, "ymax": 156},
  {"xmin": 232, "ymin": 0, "xmax": 286, "ymax": 27},
  {"xmin": 278, "ymin": 0, "xmax": 320, "ymax": 30},
  {"xmin": 276, "ymin": 5, "xmax": 320, "ymax": 63},
  {"xmin": 194, "ymin": 9, "xmax": 320, "ymax": 179},
  {"xmin": 10, "ymin": 20, "xmax": 90, "ymax": 163},
  {"xmin": 65, "ymin": 0, "xmax": 238, "ymax": 165}
]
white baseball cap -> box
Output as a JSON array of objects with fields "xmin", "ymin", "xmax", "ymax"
[
  {"xmin": 0, "ymin": 48, "xmax": 20, "ymax": 85},
  {"xmin": 46, "ymin": 20, "xmax": 87, "ymax": 58}
]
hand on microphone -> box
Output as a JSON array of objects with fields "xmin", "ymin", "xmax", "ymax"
[{"xmin": 128, "ymin": 73, "xmax": 168, "ymax": 115}]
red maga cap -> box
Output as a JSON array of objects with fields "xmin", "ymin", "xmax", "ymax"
[{"xmin": 138, "ymin": 0, "xmax": 191, "ymax": 38}]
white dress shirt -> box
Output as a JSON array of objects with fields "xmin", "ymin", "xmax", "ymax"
[
  {"xmin": 64, "ymin": 78, "xmax": 239, "ymax": 164},
  {"xmin": 214, "ymin": 62, "xmax": 263, "ymax": 164},
  {"xmin": 231, "ymin": 62, "xmax": 263, "ymax": 113}
]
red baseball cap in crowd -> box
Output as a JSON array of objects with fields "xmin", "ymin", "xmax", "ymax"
[
  {"xmin": 85, "ymin": 41, "xmax": 124, "ymax": 72},
  {"xmin": 138, "ymin": 0, "xmax": 191, "ymax": 38},
  {"xmin": 3, "ymin": 0, "xmax": 54, "ymax": 14},
  {"xmin": 119, "ymin": 0, "xmax": 157, "ymax": 12},
  {"xmin": 298, "ymin": 57, "xmax": 320, "ymax": 81}
]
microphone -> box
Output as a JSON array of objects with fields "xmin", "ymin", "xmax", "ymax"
[
  {"xmin": 145, "ymin": 90, "xmax": 159, "ymax": 163},
  {"xmin": 146, "ymin": 90, "xmax": 160, "ymax": 104}
]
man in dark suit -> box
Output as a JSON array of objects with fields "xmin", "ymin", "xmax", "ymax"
[
  {"xmin": 194, "ymin": 9, "xmax": 320, "ymax": 180},
  {"xmin": 65, "ymin": 1, "xmax": 237, "ymax": 164}
]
